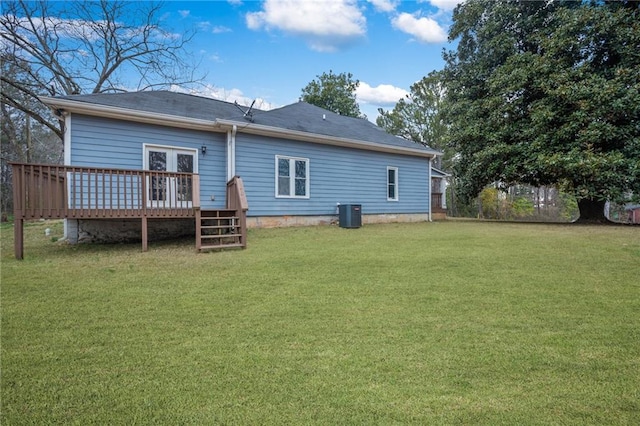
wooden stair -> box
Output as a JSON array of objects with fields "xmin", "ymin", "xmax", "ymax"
[
  {"xmin": 196, "ymin": 209, "xmax": 245, "ymax": 251},
  {"xmin": 195, "ymin": 176, "xmax": 248, "ymax": 253}
]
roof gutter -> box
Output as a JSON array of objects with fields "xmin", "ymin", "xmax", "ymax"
[
  {"xmin": 40, "ymin": 96, "xmax": 218, "ymax": 132},
  {"xmin": 214, "ymin": 119, "xmax": 439, "ymax": 159},
  {"xmin": 41, "ymin": 97, "xmax": 440, "ymax": 159}
]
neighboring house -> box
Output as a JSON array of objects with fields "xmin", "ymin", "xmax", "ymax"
[
  {"xmin": 11, "ymin": 91, "xmax": 442, "ymax": 258},
  {"xmin": 626, "ymin": 204, "xmax": 640, "ymax": 224},
  {"xmin": 430, "ymin": 167, "xmax": 449, "ymax": 220}
]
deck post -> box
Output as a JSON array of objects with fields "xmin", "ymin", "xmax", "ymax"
[
  {"xmin": 141, "ymin": 216, "xmax": 148, "ymax": 252},
  {"xmin": 12, "ymin": 164, "xmax": 24, "ymax": 259},
  {"xmin": 14, "ymin": 218, "xmax": 24, "ymax": 260},
  {"xmin": 195, "ymin": 208, "xmax": 201, "ymax": 251},
  {"xmin": 193, "ymin": 175, "xmax": 201, "ymax": 251}
]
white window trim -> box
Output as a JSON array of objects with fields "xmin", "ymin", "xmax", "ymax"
[
  {"xmin": 275, "ymin": 155, "xmax": 310, "ymax": 199},
  {"xmin": 387, "ymin": 166, "xmax": 399, "ymax": 201}
]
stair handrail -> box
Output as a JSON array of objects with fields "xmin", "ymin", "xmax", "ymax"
[{"xmin": 226, "ymin": 176, "xmax": 248, "ymax": 248}]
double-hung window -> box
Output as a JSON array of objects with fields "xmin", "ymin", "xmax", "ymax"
[
  {"xmin": 387, "ymin": 166, "xmax": 398, "ymax": 201},
  {"xmin": 276, "ymin": 155, "xmax": 309, "ymax": 198}
]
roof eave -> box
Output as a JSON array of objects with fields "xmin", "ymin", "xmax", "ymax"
[
  {"xmin": 40, "ymin": 96, "xmax": 219, "ymax": 132},
  {"xmin": 431, "ymin": 166, "xmax": 451, "ymax": 176},
  {"xmin": 215, "ymin": 119, "xmax": 440, "ymax": 158},
  {"xmin": 40, "ymin": 96, "xmax": 440, "ymax": 158}
]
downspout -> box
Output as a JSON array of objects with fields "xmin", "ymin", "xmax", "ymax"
[
  {"xmin": 232, "ymin": 124, "xmax": 237, "ymax": 178},
  {"xmin": 63, "ymin": 112, "xmax": 71, "ymax": 165},
  {"xmin": 227, "ymin": 124, "xmax": 237, "ymax": 181},
  {"xmin": 428, "ymin": 157, "xmax": 433, "ymax": 222},
  {"xmin": 62, "ymin": 112, "xmax": 73, "ymax": 239}
]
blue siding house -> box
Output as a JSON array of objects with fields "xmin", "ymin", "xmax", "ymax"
[{"xmin": 23, "ymin": 91, "xmax": 442, "ymax": 251}]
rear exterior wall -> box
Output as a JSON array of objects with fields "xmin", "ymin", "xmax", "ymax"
[
  {"xmin": 235, "ymin": 133, "xmax": 431, "ymax": 217},
  {"xmin": 69, "ymin": 114, "xmax": 431, "ymax": 218},
  {"xmin": 69, "ymin": 114, "xmax": 228, "ymax": 210}
]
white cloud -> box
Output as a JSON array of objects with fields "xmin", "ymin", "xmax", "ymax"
[
  {"xmin": 207, "ymin": 52, "xmax": 223, "ymax": 63},
  {"xmin": 391, "ymin": 12, "xmax": 447, "ymax": 43},
  {"xmin": 427, "ymin": 0, "xmax": 463, "ymax": 12},
  {"xmin": 246, "ymin": 0, "xmax": 366, "ymax": 52},
  {"xmin": 197, "ymin": 21, "xmax": 212, "ymax": 31},
  {"xmin": 367, "ymin": 0, "xmax": 397, "ymax": 13},
  {"xmin": 178, "ymin": 10, "xmax": 190, "ymax": 18},
  {"xmin": 212, "ymin": 25, "xmax": 232, "ymax": 34},
  {"xmin": 357, "ymin": 82, "xmax": 407, "ymax": 106}
]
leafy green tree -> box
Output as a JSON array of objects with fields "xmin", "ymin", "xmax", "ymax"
[
  {"xmin": 510, "ymin": 197, "xmax": 534, "ymax": 219},
  {"xmin": 376, "ymin": 71, "xmax": 451, "ymax": 169},
  {"xmin": 300, "ymin": 70, "xmax": 363, "ymax": 118},
  {"xmin": 479, "ymin": 187, "xmax": 502, "ymax": 219},
  {"xmin": 442, "ymin": 0, "xmax": 640, "ymax": 222}
]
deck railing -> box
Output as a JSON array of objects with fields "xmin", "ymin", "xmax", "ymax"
[
  {"xmin": 10, "ymin": 162, "xmax": 199, "ymax": 259},
  {"xmin": 11, "ymin": 163, "xmax": 198, "ymax": 220},
  {"xmin": 226, "ymin": 175, "xmax": 249, "ymax": 248}
]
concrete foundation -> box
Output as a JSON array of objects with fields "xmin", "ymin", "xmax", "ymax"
[
  {"xmin": 63, "ymin": 212, "xmax": 440, "ymax": 245},
  {"xmin": 246, "ymin": 213, "xmax": 430, "ymax": 229},
  {"xmin": 431, "ymin": 212, "xmax": 447, "ymax": 221}
]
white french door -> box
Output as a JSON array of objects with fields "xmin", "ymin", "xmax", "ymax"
[{"xmin": 144, "ymin": 145, "xmax": 197, "ymax": 208}]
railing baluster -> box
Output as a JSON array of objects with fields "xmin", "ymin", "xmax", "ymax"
[
  {"xmin": 101, "ymin": 171, "xmax": 106, "ymax": 217},
  {"xmin": 141, "ymin": 171, "xmax": 147, "ymax": 217},
  {"xmin": 70, "ymin": 168, "xmax": 75, "ymax": 216},
  {"xmin": 63, "ymin": 166, "xmax": 68, "ymax": 217},
  {"xmin": 53, "ymin": 166, "xmax": 59, "ymax": 215},
  {"xmin": 80, "ymin": 168, "xmax": 85, "ymax": 217},
  {"xmin": 116, "ymin": 169, "xmax": 121, "ymax": 213},
  {"xmin": 10, "ymin": 162, "xmax": 196, "ymax": 222},
  {"xmin": 93, "ymin": 168, "xmax": 96, "ymax": 215},
  {"xmin": 45, "ymin": 165, "xmax": 50, "ymax": 217},
  {"xmin": 108, "ymin": 170, "xmax": 114, "ymax": 217},
  {"xmin": 128, "ymin": 171, "xmax": 133, "ymax": 215},
  {"xmin": 36, "ymin": 164, "xmax": 41, "ymax": 216}
]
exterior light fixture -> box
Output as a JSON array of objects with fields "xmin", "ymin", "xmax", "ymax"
[{"xmin": 201, "ymin": 145, "xmax": 207, "ymax": 155}]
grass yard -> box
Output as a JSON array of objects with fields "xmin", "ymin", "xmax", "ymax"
[{"xmin": 1, "ymin": 220, "xmax": 639, "ymax": 424}]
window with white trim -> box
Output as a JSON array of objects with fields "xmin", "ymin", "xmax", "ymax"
[
  {"xmin": 276, "ymin": 155, "xmax": 309, "ymax": 198},
  {"xmin": 387, "ymin": 166, "xmax": 398, "ymax": 201}
]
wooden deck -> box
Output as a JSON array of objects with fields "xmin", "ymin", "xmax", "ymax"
[{"xmin": 10, "ymin": 163, "xmax": 248, "ymax": 259}]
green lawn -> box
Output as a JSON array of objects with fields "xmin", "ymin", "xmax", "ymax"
[{"xmin": 2, "ymin": 220, "xmax": 639, "ymax": 424}]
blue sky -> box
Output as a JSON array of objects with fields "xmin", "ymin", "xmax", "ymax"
[{"xmin": 160, "ymin": 0, "xmax": 461, "ymax": 120}]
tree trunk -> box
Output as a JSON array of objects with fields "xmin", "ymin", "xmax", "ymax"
[{"xmin": 576, "ymin": 198, "xmax": 609, "ymax": 223}]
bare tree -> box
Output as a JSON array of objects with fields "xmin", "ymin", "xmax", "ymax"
[
  {"xmin": 1, "ymin": 0, "xmax": 204, "ymax": 216},
  {"xmin": 1, "ymin": 0, "xmax": 204, "ymax": 141}
]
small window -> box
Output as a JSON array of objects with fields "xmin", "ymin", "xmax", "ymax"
[
  {"xmin": 387, "ymin": 166, "xmax": 398, "ymax": 201},
  {"xmin": 276, "ymin": 155, "xmax": 309, "ymax": 198}
]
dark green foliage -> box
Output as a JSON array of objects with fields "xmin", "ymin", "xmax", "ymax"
[
  {"xmin": 300, "ymin": 70, "xmax": 363, "ymax": 118},
  {"xmin": 376, "ymin": 71, "xmax": 451, "ymax": 169},
  {"xmin": 442, "ymin": 0, "xmax": 640, "ymax": 221}
]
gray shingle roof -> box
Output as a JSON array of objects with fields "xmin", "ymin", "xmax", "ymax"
[
  {"xmin": 56, "ymin": 91, "xmax": 440, "ymax": 155},
  {"xmin": 57, "ymin": 91, "xmax": 247, "ymax": 121}
]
